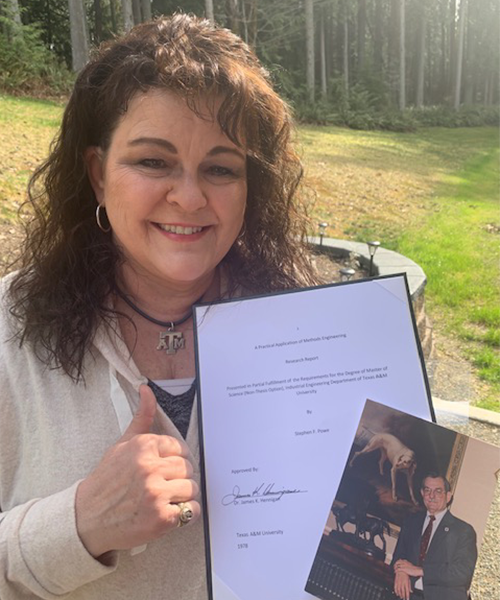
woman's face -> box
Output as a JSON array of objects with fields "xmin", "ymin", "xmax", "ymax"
[{"xmin": 87, "ymin": 89, "xmax": 247, "ymax": 289}]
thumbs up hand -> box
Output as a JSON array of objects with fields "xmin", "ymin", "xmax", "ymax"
[
  {"xmin": 75, "ymin": 385, "xmax": 200, "ymax": 559},
  {"xmin": 119, "ymin": 383, "xmax": 157, "ymax": 442}
]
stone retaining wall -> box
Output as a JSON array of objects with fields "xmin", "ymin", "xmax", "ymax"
[{"xmin": 308, "ymin": 237, "xmax": 433, "ymax": 360}]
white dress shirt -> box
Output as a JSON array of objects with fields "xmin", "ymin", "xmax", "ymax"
[{"xmin": 414, "ymin": 508, "xmax": 448, "ymax": 590}]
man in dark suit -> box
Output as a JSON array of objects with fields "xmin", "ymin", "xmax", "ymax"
[{"xmin": 392, "ymin": 472, "xmax": 477, "ymax": 600}]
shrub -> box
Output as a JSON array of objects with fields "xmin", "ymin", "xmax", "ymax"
[
  {"xmin": 0, "ymin": 18, "xmax": 73, "ymax": 96},
  {"xmin": 409, "ymin": 105, "xmax": 500, "ymax": 128},
  {"xmin": 287, "ymin": 78, "xmax": 498, "ymax": 132}
]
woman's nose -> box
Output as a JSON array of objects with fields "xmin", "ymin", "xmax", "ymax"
[{"xmin": 165, "ymin": 173, "xmax": 207, "ymax": 212}]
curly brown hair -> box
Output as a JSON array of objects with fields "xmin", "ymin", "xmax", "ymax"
[{"xmin": 8, "ymin": 13, "xmax": 318, "ymax": 380}]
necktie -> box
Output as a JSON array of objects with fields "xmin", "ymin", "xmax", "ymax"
[{"xmin": 419, "ymin": 515, "xmax": 436, "ymax": 564}]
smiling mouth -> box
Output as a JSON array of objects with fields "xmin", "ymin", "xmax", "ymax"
[{"xmin": 155, "ymin": 224, "xmax": 205, "ymax": 235}]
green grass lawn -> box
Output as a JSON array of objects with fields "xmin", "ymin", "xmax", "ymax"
[
  {"xmin": 1, "ymin": 94, "xmax": 498, "ymax": 410},
  {"xmin": 299, "ymin": 125, "xmax": 499, "ymax": 411},
  {"xmin": 0, "ymin": 94, "xmax": 63, "ymax": 218},
  {"xmin": 395, "ymin": 145, "xmax": 500, "ymax": 411}
]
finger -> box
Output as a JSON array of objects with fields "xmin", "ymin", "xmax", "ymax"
[
  {"xmin": 120, "ymin": 385, "xmax": 157, "ymax": 443},
  {"xmin": 403, "ymin": 579, "xmax": 411, "ymax": 600},
  {"xmin": 163, "ymin": 478, "xmax": 200, "ymax": 504},
  {"xmin": 158, "ymin": 456, "xmax": 194, "ymax": 480},
  {"xmin": 157, "ymin": 434, "xmax": 190, "ymax": 458},
  {"xmin": 167, "ymin": 499, "xmax": 201, "ymax": 527},
  {"xmin": 394, "ymin": 577, "xmax": 402, "ymax": 595}
]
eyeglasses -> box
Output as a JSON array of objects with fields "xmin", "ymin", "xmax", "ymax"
[{"xmin": 422, "ymin": 487, "xmax": 445, "ymax": 497}]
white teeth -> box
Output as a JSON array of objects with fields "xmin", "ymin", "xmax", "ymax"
[{"xmin": 158, "ymin": 224, "xmax": 203, "ymax": 235}]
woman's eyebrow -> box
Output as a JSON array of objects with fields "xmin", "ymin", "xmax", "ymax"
[
  {"xmin": 127, "ymin": 138, "xmax": 245, "ymax": 161},
  {"xmin": 207, "ymin": 146, "xmax": 246, "ymax": 160},
  {"xmin": 128, "ymin": 137, "xmax": 178, "ymax": 153}
]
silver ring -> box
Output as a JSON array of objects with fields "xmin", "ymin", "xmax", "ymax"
[{"xmin": 177, "ymin": 502, "xmax": 194, "ymax": 527}]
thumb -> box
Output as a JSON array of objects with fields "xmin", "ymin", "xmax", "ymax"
[{"xmin": 120, "ymin": 384, "xmax": 157, "ymax": 442}]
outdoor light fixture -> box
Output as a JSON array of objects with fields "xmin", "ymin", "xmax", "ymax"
[
  {"xmin": 340, "ymin": 268, "xmax": 355, "ymax": 282},
  {"xmin": 318, "ymin": 222, "xmax": 328, "ymax": 246},
  {"xmin": 367, "ymin": 241, "xmax": 381, "ymax": 277}
]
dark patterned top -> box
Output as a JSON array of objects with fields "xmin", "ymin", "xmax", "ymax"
[{"xmin": 147, "ymin": 379, "xmax": 196, "ymax": 439}]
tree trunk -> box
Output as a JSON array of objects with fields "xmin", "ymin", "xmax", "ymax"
[
  {"xmin": 205, "ymin": 0, "xmax": 214, "ymax": 23},
  {"xmin": 68, "ymin": 0, "xmax": 89, "ymax": 72},
  {"xmin": 320, "ymin": 7, "xmax": 327, "ymax": 100},
  {"xmin": 305, "ymin": 0, "xmax": 315, "ymax": 103},
  {"xmin": 415, "ymin": 0, "xmax": 426, "ymax": 107},
  {"xmin": 46, "ymin": 0, "xmax": 52, "ymax": 46},
  {"xmin": 486, "ymin": 72, "xmax": 496, "ymax": 105},
  {"xmin": 227, "ymin": 0, "xmax": 239, "ymax": 34},
  {"xmin": 343, "ymin": 1, "xmax": 349, "ymax": 98},
  {"xmin": 463, "ymin": 0, "xmax": 475, "ymax": 105},
  {"xmin": 483, "ymin": 76, "xmax": 489, "ymax": 105},
  {"xmin": 334, "ymin": 6, "xmax": 343, "ymax": 75},
  {"xmin": 110, "ymin": 0, "xmax": 117, "ymax": 33},
  {"xmin": 449, "ymin": 0, "xmax": 457, "ymax": 99},
  {"xmin": 454, "ymin": 0, "xmax": 466, "ymax": 109},
  {"xmin": 399, "ymin": 0, "xmax": 406, "ymax": 110},
  {"xmin": 245, "ymin": 0, "xmax": 258, "ymax": 48},
  {"xmin": 388, "ymin": 0, "xmax": 399, "ymax": 103},
  {"xmin": 122, "ymin": 0, "xmax": 134, "ymax": 32},
  {"xmin": 94, "ymin": 0, "xmax": 103, "ymax": 42},
  {"xmin": 440, "ymin": 20, "xmax": 447, "ymax": 102},
  {"xmin": 241, "ymin": 0, "xmax": 248, "ymax": 43},
  {"xmin": 7, "ymin": 0, "xmax": 22, "ymax": 25},
  {"xmin": 357, "ymin": 0, "xmax": 366, "ymax": 75},
  {"xmin": 373, "ymin": 0, "xmax": 384, "ymax": 75},
  {"xmin": 132, "ymin": 0, "xmax": 141, "ymax": 25},
  {"xmin": 2, "ymin": 0, "xmax": 23, "ymax": 40},
  {"xmin": 428, "ymin": 22, "xmax": 436, "ymax": 103},
  {"xmin": 342, "ymin": 0, "xmax": 349, "ymax": 98},
  {"xmin": 141, "ymin": 0, "xmax": 151, "ymax": 22}
]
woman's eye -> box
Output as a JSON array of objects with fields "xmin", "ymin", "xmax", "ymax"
[
  {"xmin": 139, "ymin": 158, "xmax": 166, "ymax": 169},
  {"xmin": 207, "ymin": 165, "xmax": 237, "ymax": 177}
]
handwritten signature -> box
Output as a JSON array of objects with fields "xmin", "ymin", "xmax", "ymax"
[{"xmin": 221, "ymin": 483, "xmax": 307, "ymax": 506}]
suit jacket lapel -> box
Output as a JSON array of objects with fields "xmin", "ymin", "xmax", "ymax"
[
  {"xmin": 426, "ymin": 510, "xmax": 452, "ymax": 557},
  {"xmin": 410, "ymin": 512, "xmax": 427, "ymax": 564}
]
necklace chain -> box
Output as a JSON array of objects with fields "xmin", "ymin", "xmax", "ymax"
[
  {"xmin": 115, "ymin": 287, "xmax": 205, "ymax": 355},
  {"xmin": 115, "ymin": 288, "xmax": 200, "ymax": 329}
]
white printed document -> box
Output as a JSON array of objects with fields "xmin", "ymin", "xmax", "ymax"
[{"xmin": 194, "ymin": 275, "xmax": 433, "ymax": 600}]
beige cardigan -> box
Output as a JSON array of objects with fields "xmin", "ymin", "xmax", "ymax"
[{"xmin": 0, "ymin": 274, "xmax": 208, "ymax": 599}]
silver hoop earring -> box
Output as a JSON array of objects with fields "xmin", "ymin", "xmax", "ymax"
[
  {"xmin": 236, "ymin": 221, "xmax": 247, "ymax": 242},
  {"xmin": 96, "ymin": 204, "xmax": 111, "ymax": 233}
]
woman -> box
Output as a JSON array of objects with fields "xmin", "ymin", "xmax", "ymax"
[{"xmin": 0, "ymin": 14, "xmax": 317, "ymax": 599}]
